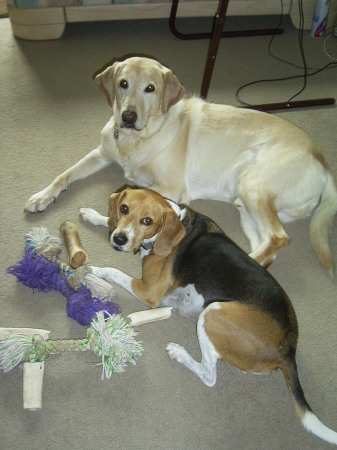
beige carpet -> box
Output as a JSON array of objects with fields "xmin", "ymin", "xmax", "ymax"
[
  {"xmin": 1, "ymin": 13, "xmax": 337, "ymax": 450},
  {"xmin": 0, "ymin": 0, "xmax": 7, "ymax": 17}
]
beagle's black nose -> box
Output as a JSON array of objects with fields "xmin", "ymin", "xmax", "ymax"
[
  {"xmin": 121, "ymin": 110, "xmax": 137, "ymax": 127},
  {"xmin": 113, "ymin": 233, "xmax": 128, "ymax": 246}
]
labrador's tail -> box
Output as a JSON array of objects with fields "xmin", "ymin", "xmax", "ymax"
[{"xmin": 310, "ymin": 171, "xmax": 337, "ymax": 277}]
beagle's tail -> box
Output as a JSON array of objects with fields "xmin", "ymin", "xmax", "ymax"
[
  {"xmin": 310, "ymin": 171, "xmax": 337, "ymax": 277},
  {"xmin": 283, "ymin": 351, "xmax": 337, "ymax": 445}
]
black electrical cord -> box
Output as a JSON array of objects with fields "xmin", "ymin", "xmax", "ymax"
[{"xmin": 235, "ymin": 0, "xmax": 337, "ymax": 107}]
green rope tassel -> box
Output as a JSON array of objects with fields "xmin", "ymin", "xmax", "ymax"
[{"xmin": 0, "ymin": 312, "xmax": 143, "ymax": 379}]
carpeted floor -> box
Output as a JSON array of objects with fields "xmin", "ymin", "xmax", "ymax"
[
  {"xmin": 0, "ymin": 12, "xmax": 337, "ymax": 450},
  {"xmin": 0, "ymin": 0, "xmax": 7, "ymax": 17}
]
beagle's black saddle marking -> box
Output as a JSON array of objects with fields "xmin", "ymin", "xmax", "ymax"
[{"xmin": 169, "ymin": 208, "xmax": 291, "ymax": 327}]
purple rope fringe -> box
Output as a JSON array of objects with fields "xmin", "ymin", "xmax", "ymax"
[{"xmin": 7, "ymin": 252, "xmax": 120, "ymax": 326}]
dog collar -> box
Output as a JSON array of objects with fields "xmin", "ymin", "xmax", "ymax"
[
  {"xmin": 114, "ymin": 127, "xmax": 119, "ymax": 140},
  {"xmin": 140, "ymin": 241, "xmax": 154, "ymax": 251},
  {"xmin": 140, "ymin": 233, "xmax": 158, "ymax": 252}
]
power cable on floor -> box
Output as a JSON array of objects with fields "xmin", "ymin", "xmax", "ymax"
[{"xmin": 236, "ymin": 0, "xmax": 337, "ymax": 107}]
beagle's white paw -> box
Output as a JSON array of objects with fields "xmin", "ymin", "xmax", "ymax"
[
  {"xmin": 79, "ymin": 208, "xmax": 108, "ymax": 227},
  {"xmin": 79, "ymin": 207, "xmax": 100, "ymax": 223},
  {"xmin": 166, "ymin": 342, "xmax": 187, "ymax": 363}
]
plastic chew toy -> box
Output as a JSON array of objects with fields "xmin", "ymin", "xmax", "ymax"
[
  {"xmin": 7, "ymin": 226, "xmax": 120, "ymax": 326},
  {"xmin": 0, "ymin": 308, "xmax": 172, "ymax": 410}
]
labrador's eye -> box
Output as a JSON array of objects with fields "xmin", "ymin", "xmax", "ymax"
[
  {"xmin": 145, "ymin": 84, "xmax": 155, "ymax": 93},
  {"xmin": 120, "ymin": 80, "xmax": 128, "ymax": 89},
  {"xmin": 120, "ymin": 204, "xmax": 129, "ymax": 214},
  {"xmin": 141, "ymin": 217, "xmax": 153, "ymax": 226}
]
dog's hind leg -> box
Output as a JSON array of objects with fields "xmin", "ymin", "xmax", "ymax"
[
  {"xmin": 234, "ymin": 198, "xmax": 261, "ymax": 252},
  {"xmin": 238, "ymin": 192, "xmax": 290, "ymax": 268},
  {"xmin": 166, "ymin": 305, "xmax": 220, "ymax": 387}
]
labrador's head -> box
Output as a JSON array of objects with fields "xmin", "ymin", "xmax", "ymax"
[{"xmin": 95, "ymin": 57, "xmax": 185, "ymax": 132}]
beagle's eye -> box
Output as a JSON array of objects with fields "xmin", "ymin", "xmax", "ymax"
[
  {"xmin": 120, "ymin": 204, "xmax": 129, "ymax": 214},
  {"xmin": 145, "ymin": 84, "xmax": 155, "ymax": 93},
  {"xmin": 141, "ymin": 217, "xmax": 153, "ymax": 226},
  {"xmin": 120, "ymin": 80, "xmax": 128, "ymax": 89}
]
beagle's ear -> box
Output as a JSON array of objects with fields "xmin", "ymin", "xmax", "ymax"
[
  {"xmin": 153, "ymin": 210, "xmax": 186, "ymax": 257},
  {"xmin": 161, "ymin": 71, "xmax": 185, "ymax": 114},
  {"xmin": 95, "ymin": 62, "xmax": 119, "ymax": 108},
  {"xmin": 108, "ymin": 192, "xmax": 120, "ymax": 230},
  {"xmin": 108, "ymin": 188, "xmax": 132, "ymax": 229}
]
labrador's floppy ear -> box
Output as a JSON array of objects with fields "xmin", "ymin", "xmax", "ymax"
[
  {"xmin": 153, "ymin": 210, "xmax": 186, "ymax": 257},
  {"xmin": 95, "ymin": 62, "xmax": 119, "ymax": 108},
  {"xmin": 161, "ymin": 71, "xmax": 185, "ymax": 114}
]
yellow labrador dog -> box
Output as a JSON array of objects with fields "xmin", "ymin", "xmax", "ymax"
[{"xmin": 25, "ymin": 56, "xmax": 337, "ymax": 275}]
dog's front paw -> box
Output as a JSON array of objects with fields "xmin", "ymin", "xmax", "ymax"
[
  {"xmin": 80, "ymin": 208, "xmax": 108, "ymax": 226},
  {"xmin": 80, "ymin": 207, "xmax": 98, "ymax": 222},
  {"xmin": 25, "ymin": 187, "xmax": 60, "ymax": 213},
  {"xmin": 90, "ymin": 266, "xmax": 105, "ymax": 279},
  {"xmin": 166, "ymin": 342, "xmax": 186, "ymax": 363}
]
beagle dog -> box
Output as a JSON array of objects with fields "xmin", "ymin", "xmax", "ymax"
[
  {"xmin": 80, "ymin": 187, "xmax": 337, "ymax": 445},
  {"xmin": 25, "ymin": 56, "xmax": 337, "ymax": 276}
]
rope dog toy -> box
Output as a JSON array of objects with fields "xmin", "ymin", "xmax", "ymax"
[
  {"xmin": 0, "ymin": 308, "xmax": 172, "ymax": 410},
  {"xmin": 7, "ymin": 225, "xmax": 120, "ymax": 326}
]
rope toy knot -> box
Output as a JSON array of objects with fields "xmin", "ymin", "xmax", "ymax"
[{"xmin": 28, "ymin": 335, "xmax": 50, "ymax": 363}]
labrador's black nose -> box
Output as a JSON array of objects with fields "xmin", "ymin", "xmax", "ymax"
[
  {"xmin": 121, "ymin": 110, "xmax": 137, "ymax": 127},
  {"xmin": 113, "ymin": 233, "xmax": 128, "ymax": 246}
]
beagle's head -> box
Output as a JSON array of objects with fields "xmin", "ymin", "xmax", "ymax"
[
  {"xmin": 94, "ymin": 57, "xmax": 185, "ymax": 133},
  {"xmin": 107, "ymin": 188, "xmax": 186, "ymax": 257}
]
